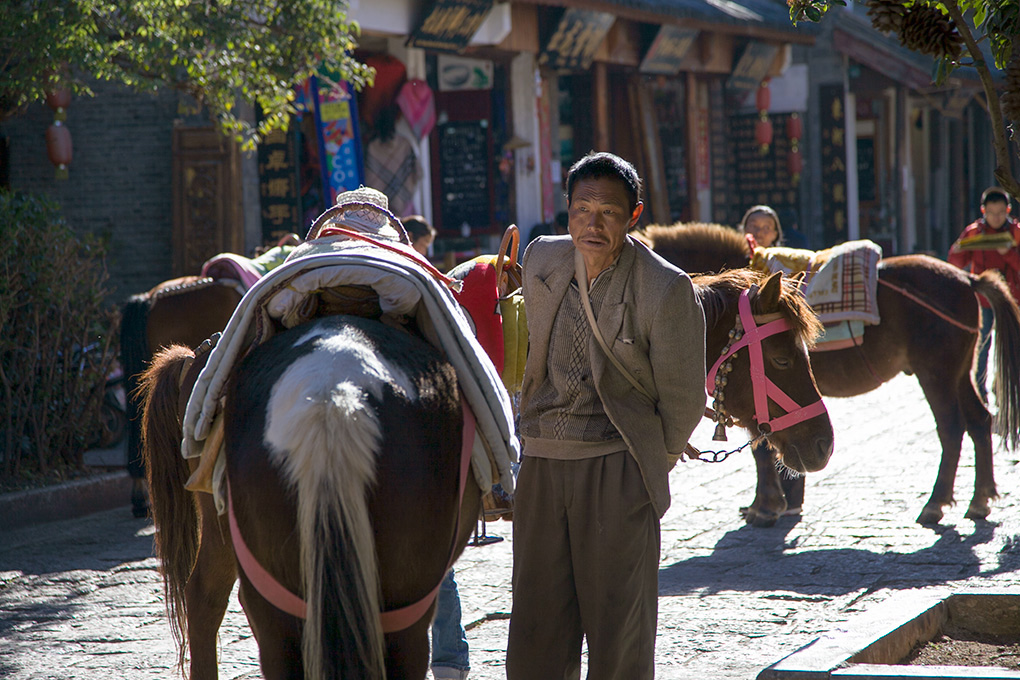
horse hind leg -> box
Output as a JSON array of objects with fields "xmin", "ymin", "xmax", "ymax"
[
  {"xmin": 915, "ymin": 373, "xmax": 967, "ymax": 525},
  {"xmin": 184, "ymin": 494, "xmax": 238, "ymax": 680},
  {"xmin": 958, "ymin": 376, "xmax": 997, "ymax": 520}
]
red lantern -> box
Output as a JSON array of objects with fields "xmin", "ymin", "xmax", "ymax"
[
  {"xmin": 755, "ymin": 80, "xmax": 771, "ymax": 112},
  {"xmin": 786, "ymin": 113, "xmax": 802, "ymax": 141},
  {"xmin": 46, "ymin": 89, "xmax": 71, "ymax": 111},
  {"xmin": 787, "ymin": 148, "xmax": 803, "ymax": 176},
  {"xmin": 46, "ymin": 121, "xmax": 73, "ymax": 180},
  {"xmin": 755, "ymin": 116, "xmax": 773, "ymax": 153}
]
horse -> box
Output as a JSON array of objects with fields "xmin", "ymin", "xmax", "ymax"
[
  {"xmin": 121, "ymin": 275, "xmax": 245, "ymax": 517},
  {"xmin": 137, "ymin": 265, "xmax": 833, "ymax": 679},
  {"xmin": 122, "ymin": 236, "xmax": 302, "ymax": 517},
  {"xmin": 640, "ymin": 222, "xmax": 1020, "ymax": 526}
]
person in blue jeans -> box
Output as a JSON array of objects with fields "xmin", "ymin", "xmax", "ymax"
[{"xmin": 431, "ymin": 568, "xmax": 470, "ymax": 679}]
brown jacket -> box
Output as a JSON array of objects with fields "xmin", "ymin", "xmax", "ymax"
[{"xmin": 520, "ymin": 235, "xmax": 707, "ymax": 517}]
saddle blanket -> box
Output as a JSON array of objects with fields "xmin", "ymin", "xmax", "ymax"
[
  {"xmin": 182, "ymin": 237, "xmax": 519, "ymax": 515},
  {"xmin": 751, "ymin": 239, "xmax": 883, "ymax": 326}
]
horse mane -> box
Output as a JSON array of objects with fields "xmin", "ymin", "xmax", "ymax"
[
  {"xmin": 694, "ymin": 268, "xmax": 823, "ymax": 348},
  {"xmin": 638, "ymin": 222, "xmax": 751, "ymax": 275}
]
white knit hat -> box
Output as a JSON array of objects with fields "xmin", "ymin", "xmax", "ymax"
[{"xmin": 305, "ymin": 187, "xmax": 409, "ymax": 243}]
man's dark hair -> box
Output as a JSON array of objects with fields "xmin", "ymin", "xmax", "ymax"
[
  {"xmin": 401, "ymin": 214, "xmax": 435, "ymax": 241},
  {"xmin": 565, "ymin": 152, "xmax": 642, "ymax": 212},
  {"xmin": 981, "ymin": 187, "xmax": 1012, "ymax": 207}
]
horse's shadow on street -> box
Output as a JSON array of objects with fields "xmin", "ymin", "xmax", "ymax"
[{"xmin": 659, "ymin": 515, "xmax": 1020, "ymax": 597}]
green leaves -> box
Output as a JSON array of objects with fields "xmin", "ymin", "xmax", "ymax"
[{"xmin": 1, "ymin": 0, "xmax": 372, "ymax": 146}]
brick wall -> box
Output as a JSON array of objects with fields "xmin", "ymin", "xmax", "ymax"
[{"xmin": 3, "ymin": 81, "xmax": 180, "ymax": 303}]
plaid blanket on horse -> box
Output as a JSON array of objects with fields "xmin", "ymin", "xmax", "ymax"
[{"xmin": 752, "ymin": 239, "xmax": 882, "ymax": 326}]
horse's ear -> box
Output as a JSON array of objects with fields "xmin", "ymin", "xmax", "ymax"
[{"xmin": 758, "ymin": 272, "xmax": 783, "ymax": 312}]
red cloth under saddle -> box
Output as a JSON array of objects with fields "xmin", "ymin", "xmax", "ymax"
[{"xmin": 450, "ymin": 261, "xmax": 504, "ymax": 375}]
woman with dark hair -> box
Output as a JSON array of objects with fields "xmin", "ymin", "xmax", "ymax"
[
  {"xmin": 740, "ymin": 204, "xmax": 783, "ymax": 248},
  {"xmin": 401, "ymin": 214, "xmax": 435, "ymax": 256}
]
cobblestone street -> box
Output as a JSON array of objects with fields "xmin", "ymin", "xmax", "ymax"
[{"xmin": 3, "ymin": 373, "xmax": 1020, "ymax": 679}]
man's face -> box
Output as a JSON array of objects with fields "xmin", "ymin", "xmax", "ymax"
[
  {"xmin": 984, "ymin": 200, "xmax": 1011, "ymax": 230},
  {"xmin": 568, "ymin": 177, "xmax": 642, "ymax": 268}
]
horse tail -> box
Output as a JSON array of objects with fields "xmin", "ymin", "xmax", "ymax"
[
  {"xmin": 138, "ymin": 345, "xmax": 199, "ymax": 670},
  {"xmin": 265, "ymin": 364, "xmax": 386, "ymax": 679},
  {"xmin": 972, "ymin": 270, "xmax": 1020, "ymax": 450},
  {"xmin": 121, "ymin": 293, "xmax": 152, "ymax": 477}
]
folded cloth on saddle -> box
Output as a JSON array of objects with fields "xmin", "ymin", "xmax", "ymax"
[
  {"xmin": 200, "ymin": 247, "xmax": 297, "ymax": 292},
  {"xmin": 956, "ymin": 231, "xmax": 1017, "ymax": 251},
  {"xmin": 182, "ymin": 236, "xmax": 519, "ymax": 514},
  {"xmin": 814, "ymin": 320, "xmax": 866, "ymax": 352},
  {"xmin": 752, "ymin": 239, "xmax": 882, "ymax": 326}
]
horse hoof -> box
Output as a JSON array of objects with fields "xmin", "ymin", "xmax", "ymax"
[
  {"xmin": 782, "ymin": 506, "xmax": 802, "ymax": 517},
  {"xmin": 965, "ymin": 504, "xmax": 991, "ymax": 521},
  {"xmin": 916, "ymin": 506, "xmax": 944, "ymax": 525},
  {"xmin": 743, "ymin": 508, "xmax": 779, "ymax": 527}
]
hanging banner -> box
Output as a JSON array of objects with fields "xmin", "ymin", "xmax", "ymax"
[
  {"xmin": 539, "ymin": 9, "xmax": 615, "ymax": 71},
  {"xmin": 408, "ymin": 0, "xmax": 494, "ymax": 53},
  {"xmin": 640, "ymin": 26, "xmax": 699, "ymax": 75},
  {"xmin": 257, "ymin": 125, "xmax": 300, "ymax": 243},
  {"xmin": 295, "ymin": 76, "xmax": 364, "ymax": 208},
  {"xmin": 819, "ymin": 84, "xmax": 848, "ymax": 245}
]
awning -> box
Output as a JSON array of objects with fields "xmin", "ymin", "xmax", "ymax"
[
  {"xmin": 831, "ymin": 11, "xmax": 983, "ymax": 93},
  {"xmin": 516, "ymin": 0, "xmax": 820, "ymax": 42}
]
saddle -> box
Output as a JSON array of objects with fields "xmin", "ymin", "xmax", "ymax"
[{"xmin": 751, "ymin": 239, "xmax": 883, "ymax": 351}]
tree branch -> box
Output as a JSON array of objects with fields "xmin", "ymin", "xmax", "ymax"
[{"xmin": 942, "ymin": 0, "xmax": 1020, "ymax": 196}]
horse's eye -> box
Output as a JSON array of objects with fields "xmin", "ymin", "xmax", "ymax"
[{"xmin": 770, "ymin": 356, "xmax": 791, "ymax": 370}]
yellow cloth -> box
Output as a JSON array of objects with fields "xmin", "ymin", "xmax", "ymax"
[{"xmin": 499, "ymin": 294, "xmax": 527, "ymax": 395}]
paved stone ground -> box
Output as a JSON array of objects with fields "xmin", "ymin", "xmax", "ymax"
[{"xmin": 2, "ymin": 373, "xmax": 1020, "ymax": 679}]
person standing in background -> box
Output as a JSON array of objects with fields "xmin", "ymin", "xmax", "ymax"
[
  {"xmin": 365, "ymin": 104, "xmax": 421, "ymax": 217},
  {"xmin": 948, "ymin": 187, "xmax": 1020, "ymax": 402}
]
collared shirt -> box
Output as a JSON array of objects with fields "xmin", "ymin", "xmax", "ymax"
[{"xmin": 520, "ymin": 261, "xmax": 626, "ymax": 459}]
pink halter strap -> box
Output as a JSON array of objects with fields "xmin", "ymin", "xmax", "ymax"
[
  {"xmin": 228, "ymin": 398, "xmax": 477, "ymax": 632},
  {"xmin": 706, "ymin": 290, "xmax": 827, "ymax": 434}
]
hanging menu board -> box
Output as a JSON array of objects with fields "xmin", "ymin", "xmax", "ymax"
[
  {"xmin": 438, "ymin": 120, "xmax": 491, "ymax": 234},
  {"xmin": 728, "ymin": 112, "xmax": 798, "ymax": 227}
]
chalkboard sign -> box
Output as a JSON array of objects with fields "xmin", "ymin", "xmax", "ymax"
[
  {"xmin": 728, "ymin": 112, "xmax": 798, "ymax": 228},
  {"xmin": 857, "ymin": 137, "xmax": 876, "ymax": 202},
  {"xmin": 438, "ymin": 120, "xmax": 491, "ymax": 233}
]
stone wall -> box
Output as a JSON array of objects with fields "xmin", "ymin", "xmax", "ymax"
[{"xmin": 3, "ymin": 81, "xmax": 181, "ymax": 304}]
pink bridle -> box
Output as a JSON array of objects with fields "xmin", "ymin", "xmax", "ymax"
[
  {"xmin": 227, "ymin": 399, "xmax": 476, "ymax": 633},
  {"xmin": 706, "ymin": 290, "xmax": 827, "ymax": 434}
]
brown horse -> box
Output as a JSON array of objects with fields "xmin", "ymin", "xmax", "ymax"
[
  {"xmin": 138, "ymin": 266, "xmax": 833, "ymax": 679},
  {"xmin": 121, "ymin": 276, "xmax": 245, "ymax": 517},
  {"xmin": 641, "ymin": 222, "xmax": 1020, "ymax": 526}
]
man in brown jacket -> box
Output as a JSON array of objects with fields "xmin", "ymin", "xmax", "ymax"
[{"xmin": 506, "ymin": 152, "xmax": 706, "ymax": 679}]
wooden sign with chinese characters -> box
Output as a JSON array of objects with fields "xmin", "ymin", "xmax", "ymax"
[
  {"xmin": 819, "ymin": 84, "xmax": 848, "ymax": 245},
  {"xmin": 727, "ymin": 112, "xmax": 798, "ymax": 228},
  {"xmin": 408, "ymin": 0, "xmax": 494, "ymax": 53},
  {"xmin": 539, "ymin": 8, "xmax": 615, "ymax": 71},
  {"xmin": 726, "ymin": 41, "xmax": 779, "ymax": 106},
  {"xmin": 258, "ymin": 125, "xmax": 300, "ymax": 243},
  {"xmin": 640, "ymin": 25, "xmax": 699, "ymax": 75}
]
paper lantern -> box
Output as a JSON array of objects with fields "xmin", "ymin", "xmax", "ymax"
[
  {"xmin": 755, "ymin": 80, "xmax": 771, "ymax": 112},
  {"xmin": 786, "ymin": 112, "xmax": 802, "ymax": 141},
  {"xmin": 46, "ymin": 121, "xmax": 72, "ymax": 180},
  {"xmin": 755, "ymin": 116, "xmax": 773, "ymax": 154},
  {"xmin": 787, "ymin": 148, "xmax": 803, "ymax": 176}
]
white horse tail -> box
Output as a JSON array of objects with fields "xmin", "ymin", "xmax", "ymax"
[{"xmin": 264, "ymin": 337, "xmax": 387, "ymax": 680}]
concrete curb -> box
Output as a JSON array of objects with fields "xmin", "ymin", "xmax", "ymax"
[{"xmin": 0, "ymin": 470, "xmax": 132, "ymax": 533}]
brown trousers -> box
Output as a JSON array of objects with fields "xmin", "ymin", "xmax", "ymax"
[{"xmin": 506, "ymin": 451, "xmax": 660, "ymax": 680}]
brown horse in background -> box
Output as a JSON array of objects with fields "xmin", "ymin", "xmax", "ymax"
[
  {"xmin": 641, "ymin": 222, "xmax": 1020, "ymax": 526},
  {"xmin": 137, "ymin": 267, "xmax": 833, "ymax": 679},
  {"xmin": 121, "ymin": 276, "xmax": 244, "ymax": 517}
]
